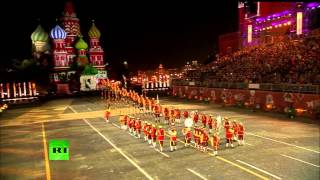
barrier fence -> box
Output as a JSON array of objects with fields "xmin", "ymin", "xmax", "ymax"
[
  {"xmin": 172, "ymin": 80, "xmax": 320, "ymax": 94},
  {"xmin": 0, "ymin": 82, "xmax": 38, "ymax": 104},
  {"xmin": 172, "ymin": 85, "xmax": 320, "ymax": 119}
]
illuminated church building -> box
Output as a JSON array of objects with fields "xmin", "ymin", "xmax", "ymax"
[{"xmin": 30, "ymin": 1, "xmax": 107, "ymax": 89}]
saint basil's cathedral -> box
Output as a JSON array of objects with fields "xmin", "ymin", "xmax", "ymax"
[{"xmin": 30, "ymin": 1, "xmax": 107, "ymax": 93}]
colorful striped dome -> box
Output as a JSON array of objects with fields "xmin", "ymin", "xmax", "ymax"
[
  {"xmin": 88, "ymin": 22, "xmax": 101, "ymax": 39},
  {"xmin": 75, "ymin": 36, "xmax": 88, "ymax": 50},
  {"xmin": 50, "ymin": 25, "xmax": 67, "ymax": 39},
  {"xmin": 31, "ymin": 25, "xmax": 49, "ymax": 42}
]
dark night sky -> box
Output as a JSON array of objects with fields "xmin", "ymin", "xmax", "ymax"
[{"xmin": 3, "ymin": 0, "xmax": 238, "ymax": 72}]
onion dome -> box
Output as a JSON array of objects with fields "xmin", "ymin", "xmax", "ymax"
[
  {"xmin": 75, "ymin": 36, "xmax": 88, "ymax": 50},
  {"xmin": 50, "ymin": 25, "xmax": 67, "ymax": 39},
  {"xmin": 31, "ymin": 25, "xmax": 49, "ymax": 42},
  {"xmin": 88, "ymin": 21, "xmax": 101, "ymax": 39}
]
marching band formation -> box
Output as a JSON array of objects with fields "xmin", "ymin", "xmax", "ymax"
[{"xmin": 103, "ymin": 82, "xmax": 245, "ymax": 156}]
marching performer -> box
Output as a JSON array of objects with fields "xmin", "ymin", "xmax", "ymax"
[
  {"xmin": 238, "ymin": 122, "xmax": 245, "ymax": 145},
  {"xmin": 183, "ymin": 110, "xmax": 189, "ymax": 120},
  {"xmin": 175, "ymin": 109, "xmax": 181, "ymax": 124},
  {"xmin": 232, "ymin": 120, "xmax": 239, "ymax": 142},
  {"xmin": 104, "ymin": 109, "xmax": 111, "ymax": 123},
  {"xmin": 145, "ymin": 98, "xmax": 150, "ymax": 115},
  {"xmin": 194, "ymin": 127, "xmax": 201, "ymax": 150},
  {"xmin": 200, "ymin": 128, "xmax": 209, "ymax": 152},
  {"xmin": 124, "ymin": 115, "xmax": 130, "ymax": 130},
  {"xmin": 164, "ymin": 107, "xmax": 170, "ymax": 125},
  {"xmin": 208, "ymin": 115, "xmax": 213, "ymax": 134},
  {"xmin": 182, "ymin": 127, "xmax": 192, "ymax": 147},
  {"xmin": 147, "ymin": 123, "xmax": 152, "ymax": 145},
  {"xmin": 201, "ymin": 114, "xmax": 207, "ymax": 128},
  {"xmin": 216, "ymin": 115, "xmax": 222, "ymax": 134},
  {"xmin": 225, "ymin": 121, "xmax": 234, "ymax": 148},
  {"xmin": 135, "ymin": 119, "xmax": 142, "ymax": 138},
  {"xmin": 211, "ymin": 132, "xmax": 220, "ymax": 156},
  {"xmin": 131, "ymin": 117, "xmax": 136, "ymax": 136},
  {"xmin": 169, "ymin": 127, "xmax": 178, "ymax": 152},
  {"xmin": 127, "ymin": 116, "xmax": 132, "ymax": 132},
  {"xmin": 193, "ymin": 111, "xmax": 199, "ymax": 125},
  {"xmin": 157, "ymin": 125, "xmax": 165, "ymax": 151},
  {"xmin": 150, "ymin": 124, "xmax": 157, "ymax": 148},
  {"xmin": 154, "ymin": 104, "xmax": 161, "ymax": 123},
  {"xmin": 170, "ymin": 108, "xmax": 175, "ymax": 124},
  {"xmin": 119, "ymin": 114, "xmax": 125, "ymax": 129},
  {"xmin": 143, "ymin": 121, "xmax": 149, "ymax": 141}
]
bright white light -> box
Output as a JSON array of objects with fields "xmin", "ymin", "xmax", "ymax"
[
  {"xmin": 297, "ymin": 12, "xmax": 303, "ymax": 35},
  {"xmin": 247, "ymin": 25, "xmax": 252, "ymax": 43}
]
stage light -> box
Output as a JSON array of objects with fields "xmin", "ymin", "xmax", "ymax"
[
  {"xmin": 247, "ymin": 25, "xmax": 252, "ymax": 43},
  {"xmin": 297, "ymin": 12, "xmax": 303, "ymax": 35}
]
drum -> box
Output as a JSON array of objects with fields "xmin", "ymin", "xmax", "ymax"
[{"xmin": 185, "ymin": 117, "xmax": 193, "ymax": 128}]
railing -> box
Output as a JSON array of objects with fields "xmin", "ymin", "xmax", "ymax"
[{"xmin": 172, "ymin": 79, "xmax": 320, "ymax": 94}]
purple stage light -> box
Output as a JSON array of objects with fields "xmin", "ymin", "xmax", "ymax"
[{"xmin": 307, "ymin": 2, "xmax": 320, "ymax": 8}]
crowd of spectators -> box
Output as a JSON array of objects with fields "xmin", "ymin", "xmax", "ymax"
[{"xmin": 186, "ymin": 36, "xmax": 320, "ymax": 85}]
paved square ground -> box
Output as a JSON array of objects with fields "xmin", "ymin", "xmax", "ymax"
[{"xmin": 0, "ymin": 96, "xmax": 319, "ymax": 180}]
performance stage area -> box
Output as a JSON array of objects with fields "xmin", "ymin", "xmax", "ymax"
[{"xmin": 0, "ymin": 97, "xmax": 319, "ymax": 180}]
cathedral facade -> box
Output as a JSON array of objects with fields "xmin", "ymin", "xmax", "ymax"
[{"xmin": 30, "ymin": 1, "xmax": 107, "ymax": 93}]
